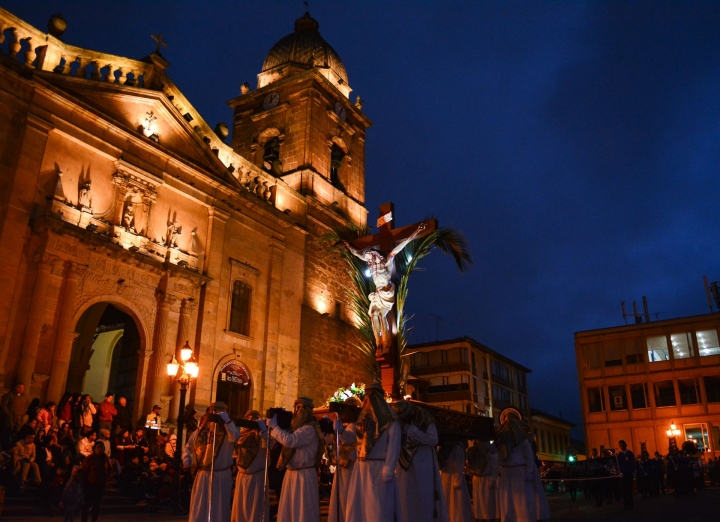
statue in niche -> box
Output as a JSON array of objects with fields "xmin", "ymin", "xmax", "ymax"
[
  {"xmin": 166, "ymin": 220, "xmax": 181, "ymax": 248},
  {"xmin": 238, "ymin": 168, "xmax": 249, "ymax": 187},
  {"xmin": 262, "ymin": 181, "xmax": 272, "ymax": 203},
  {"xmin": 247, "ymin": 176, "xmax": 259, "ymax": 194},
  {"xmin": 78, "ymin": 181, "xmax": 93, "ymax": 213},
  {"xmin": 123, "ymin": 203, "xmax": 135, "ymax": 232}
]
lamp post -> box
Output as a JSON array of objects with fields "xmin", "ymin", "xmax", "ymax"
[
  {"xmin": 167, "ymin": 340, "xmax": 199, "ymax": 515},
  {"xmin": 666, "ymin": 422, "xmax": 681, "ymax": 453}
]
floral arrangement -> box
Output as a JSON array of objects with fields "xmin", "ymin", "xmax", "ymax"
[{"xmin": 326, "ymin": 382, "xmax": 366, "ymax": 406}]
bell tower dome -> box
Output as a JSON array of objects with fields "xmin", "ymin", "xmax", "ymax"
[{"xmin": 228, "ymin": 11, "xmax": 372, "ymax": 227}]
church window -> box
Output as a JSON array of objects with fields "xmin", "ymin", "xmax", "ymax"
[
  {"xmin": 330, "ymin": 144, "xmax": 345, "ymax": 188},
  {"xmin": 229, "ymin": 280, "xmax": 252, "ymax": 336},
  {"xmin": 263, "ymin": 137, "xmax": 281, "ymax": 174}
]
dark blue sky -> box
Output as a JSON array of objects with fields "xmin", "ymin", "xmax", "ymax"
[{"xmin": 10, "ymin": 1, "xmax": 720, "ymax": 434}]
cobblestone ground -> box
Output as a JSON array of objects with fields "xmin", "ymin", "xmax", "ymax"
[{"xmin": 3, "ymin": 486, "xmax": 718, "ymax": 521}]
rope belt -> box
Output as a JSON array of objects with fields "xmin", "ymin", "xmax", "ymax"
[
  {"xmin": 237, "ymin": 468, "xmax": 264, "ymax": 475},
  {"xmin": 198, "ymin": 465, "xmax": 232, "ymax": 473},
  {"xmin": 287, "ymin": 465, "xmax": 316, "ymax": 471}
]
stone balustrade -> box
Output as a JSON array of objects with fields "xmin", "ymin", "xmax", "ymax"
[{"xmin": 0, "ymin": 7, "xmax": 150, "ymax": 86}]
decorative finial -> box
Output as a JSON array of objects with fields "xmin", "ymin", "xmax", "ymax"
[{"xmin": 151, "ymin": 33, "xmax": 168, "ymax": 55}]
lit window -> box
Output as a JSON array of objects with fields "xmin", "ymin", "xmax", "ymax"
[
  {"xmin": 647, "ymin": 335, "xmax": 669, "ymax": 362},
  {"xmin": 228, "ymin": 280, "xmax": 251, "ymax": 336},
  {"xmin": 670, "ymin": 333, "xmax": 694, "ymax": 360},
  {"xmin": 653, "ymin": 380, "xmax": 676, "ymax": 407},
  {"xmin": 697, "ymin": 330, "xmax": 720, "ymax": 357}
]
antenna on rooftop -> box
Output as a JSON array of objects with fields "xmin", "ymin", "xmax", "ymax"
[
  {"xmin": 621, "ymin": 296, "xmax": 650, "ymax": 325},
  {"xmin": 428, "ymin": 313, "xmax": 444, "ymax": 341},
  {"xmin": 702, "ymin": 276, "xmax": 720, "ymax": 312}
]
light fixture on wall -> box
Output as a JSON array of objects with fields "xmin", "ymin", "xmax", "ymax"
[{"xmin": 666, "ymin": 422, "xmax": 681, "ymax": 437}]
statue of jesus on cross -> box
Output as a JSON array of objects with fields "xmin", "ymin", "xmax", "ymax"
[{"xmin": 343, "ymin": 221, "xmax": 426, "ymax": 350}]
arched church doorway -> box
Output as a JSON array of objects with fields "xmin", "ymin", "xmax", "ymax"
[
  {"xmin": 215, "ymin": 361, "xmax": 252, "ymax": 419},
  {"xmin": 68, "ymin": 303, "xmax": 141, "ymax": 414}
]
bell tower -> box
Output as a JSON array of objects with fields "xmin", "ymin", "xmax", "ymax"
[{"xmin": 228, "ymin": 11, "xmax": 371, "ymax": 227}]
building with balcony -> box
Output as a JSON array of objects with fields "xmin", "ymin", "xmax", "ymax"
[
  {"xmin": 407, "ymin": 337, "xmax": 531, "ymax": 422},
  {"xmin": 575, "ymin": 312, "xmax": 720, "ymax": 458},
  {"xmin": 529, "ymin": 408, "xmax": 576, "ymax": 462}
]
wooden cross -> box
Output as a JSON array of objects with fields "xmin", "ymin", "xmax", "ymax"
[
  {"xmin": 349, "ymin": 202, "xmax": 437, "ymax": 397},
  {"xmin": 151, "ymin": 33, "xmax": 168, "ymax": 54}
]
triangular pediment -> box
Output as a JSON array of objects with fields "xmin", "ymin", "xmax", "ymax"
[{"xmin": 39, "ymin": 74, "xmax": 238, "ymax": 186}]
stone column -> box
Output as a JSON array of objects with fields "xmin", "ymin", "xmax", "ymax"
[
  {"xmin": 144, "ymin": 292, "xmax": 176, "ymax": 416},
  {"xmin": 46, "ymin": 262, "xmax": 86, "ymax": 402},
  {"xmin": 168, "ymin": 298, "xmax": 193, "ymax": 423},
  {"xmin": 15, "ymin": 254, "xmax": 55, "ymax": 391}
]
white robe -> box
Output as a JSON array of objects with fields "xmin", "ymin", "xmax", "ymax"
[
  {"xmin": 231, "ymin": 433, "xmax": 268, "ymax": 522},
  {"xmin": 396, "ymin": 423, "xmax": 449, "ymax": 522},
  {"xmin": 497, "ymin": 438, "xmax": 536, "ymax": 522},
  {"xmin": 183, "ymin": 421, "xmax": 239, "ymax": 522},
  {"xmin": 440, "ymin": 444, "xmax": 473, "ymax": 522},
  {"xmin": 471, "ymin": 450, "xmax": 498, "ymax": 520},
  {"xmin": 272, "ymin": 424, "xmax": 320, "ymax": 522},
  {"xmin": 327, "ymin": 423, "xmax": 357, "ymax": 522},
  {"xmin": 345, "ymin": 420, "xmax": 403, "ymax": 522},
  {"xmin": 532, "ymin": 465, "xmax": 550, "ymax": 520}
]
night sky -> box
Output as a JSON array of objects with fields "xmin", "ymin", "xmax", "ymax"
[{"xmin": 9, "ymin": 1, "xmax": 720, "ymax": 436}]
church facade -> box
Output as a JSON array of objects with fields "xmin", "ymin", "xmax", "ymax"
[{"xmin": 0, "ymin": 7, "xmax": 371, "ymax": 424}]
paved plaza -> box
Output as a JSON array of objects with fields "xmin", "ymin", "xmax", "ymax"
[{"xmin": 3, "ymin": 485, "xmax": 718, "ymax": 522}]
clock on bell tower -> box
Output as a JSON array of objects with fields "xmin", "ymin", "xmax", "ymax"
[{"xmin": 227, "ymin": 11, "xmax": 372, "ymax": 227}]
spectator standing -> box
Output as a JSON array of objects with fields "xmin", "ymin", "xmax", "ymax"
[
  {"xmin": 112, "ymin": 397, "xmax": 132, "ymax": 435},
  {"xmin": 81, "ymin": 441, "xmax": 110, "ymax": 522},
  {"xmin": 617, "ymin": 440, "xmax": 635, "ymax": 510},
  {"xmin": 80, "ymin": 395, "xmax": 96, "ymax": 435},
  {"xmin": 13, "ymin": 432, "xmax": 41, "ymax": 488},
  {"xmin": 144, "ymin": 405, "xmax": 162, "ymax": 443},
  {"xmin": 57, "ymin": 393, "xmax": 73, "ymax": 425},
  {"xmin": 38, "ymin": 402, "xmax": 56, "ymax": 434},
  {"xmin": 1, "ymin": 383, "xmax": 27, "ymax": 447},
  {"xmin": 60, "ymin": 465, "xmax": 85, "ymax": 522},
  {"xmin": 97, "ymin": 394, "xmax": 116, "ymax": 433},
  {"xmin": 184, "ymin": 405, "xmax": 198, "ymax": 434}
]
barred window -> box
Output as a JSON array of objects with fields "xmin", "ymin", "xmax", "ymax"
[{"xmin": 228, "ymin": 280, "xmax": 251, "ymax": 336}]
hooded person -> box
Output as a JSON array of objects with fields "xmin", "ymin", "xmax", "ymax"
[
  {"xmin": 345, "ymin": 382, "xmax": 403, "ymax": 522},
  {"xmin": 183, "ymin": 401, "xmax": 239, "ymax": 522},
  {"xmin": 392, "ymin": 399, "xmax": 448, "ymax": 522},
  {"xmin": 496, "ymin": 408, "xmax": 549, "ymax": 522},
  {"xmin": 467, "ymin": 439, "xmax": 499, "ymax": 522},
  {"xmin": 269, "ymin": 397, "xmax": 324, "ymax": 522},
  {"xmin": 438, "ymin": 439, "xmax": 473, "ymax": 522},
  {"xmin": 326, "ymin": 396, "xmax": 361, "ymax": 522},
  {"xmin": 231, "ymin": 410, "xmax": 269, "ymax": 522}
]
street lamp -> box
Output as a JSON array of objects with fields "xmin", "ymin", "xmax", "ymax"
[
  {"xmin": 665, "ymin": 422, "xmax": 681, "ymax": 437},
  {"xmin": 167, "ymin": 340, "xmax": 199, "ymax": 515}
]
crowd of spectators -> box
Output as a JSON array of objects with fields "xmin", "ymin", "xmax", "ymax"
[{"xmin": 0, "ymin": 384, "xmax": 195, "ymax": 521}]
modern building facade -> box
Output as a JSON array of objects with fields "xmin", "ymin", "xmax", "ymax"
[
  {"xmin": 575, "ymin": 312, "xmax": 720, "ymax": 458},
  {"xmin": 0, "ymin": 7, "xmax": 374, "ymax": 424},
  {"xmin": 407, "ymin": 337, "xmax": 531, "ymax": 423}
]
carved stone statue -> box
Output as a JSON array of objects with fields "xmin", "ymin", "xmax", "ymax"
[
  {"xmin": 166, "ymin": 220, "xmax": 181, "ymax": 248},
  {"xmin": 343, "ymin": 223, "xmax": 426, "ymax": 349},
  {"xmin": 262, "ymin": 181, "xmax": 272, "ymax": 203},
  {"xmin": 123, "ymin": 203, "xmax": 135, "ymax": 232},
  {"xmin": 78, "ymin": 181, "xmax": 93, "ymax": 213}
]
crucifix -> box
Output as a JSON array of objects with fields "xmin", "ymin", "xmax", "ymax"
[
  {"xmin": 151, "ymin": 33, "xmax": 168, "ymax": 55},
  {"xmin": 342, "ymin": 202, "xmax": 437, "ymax": 397}
]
